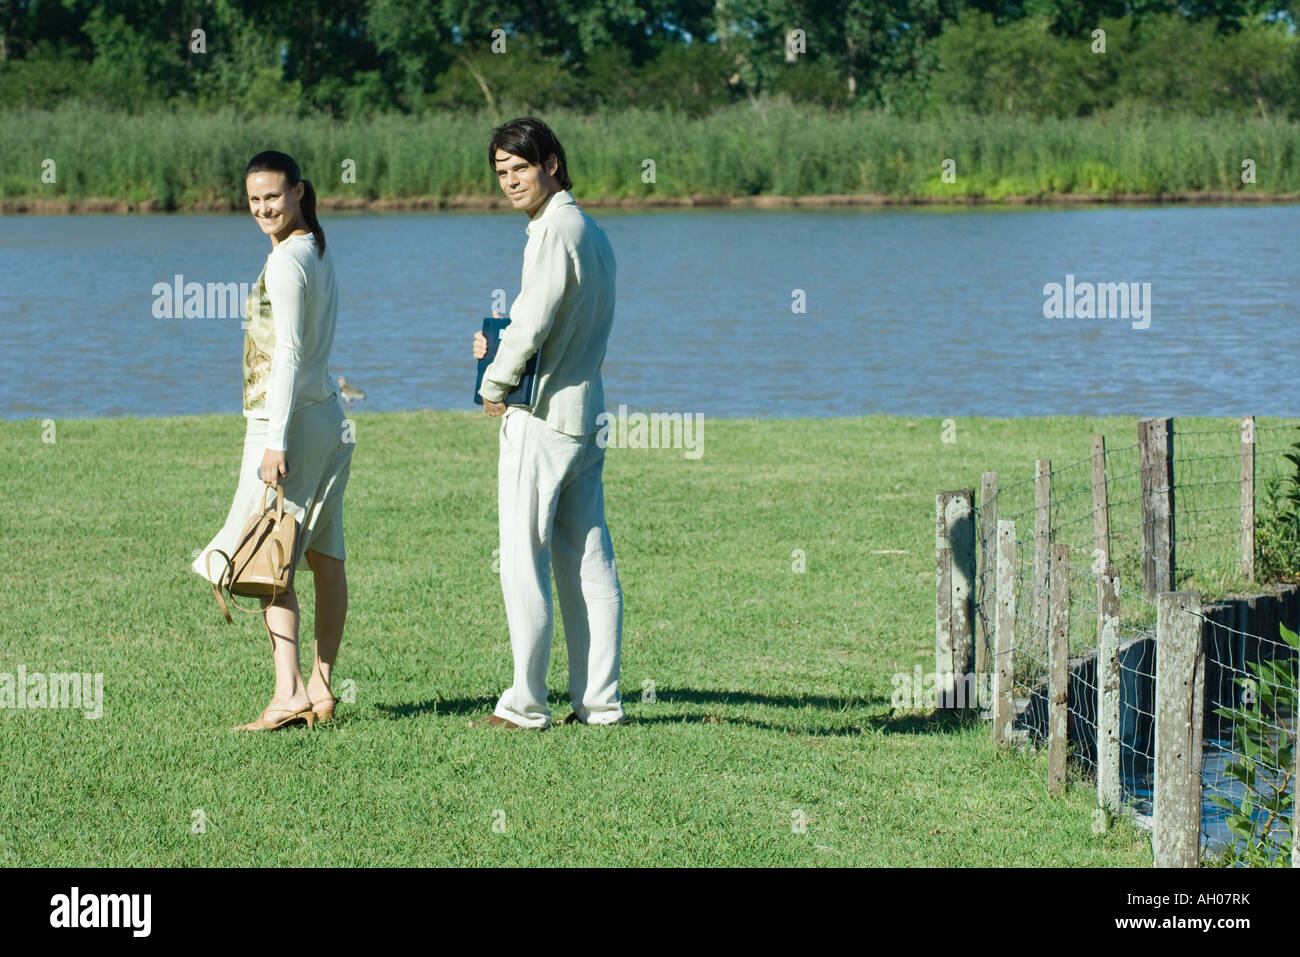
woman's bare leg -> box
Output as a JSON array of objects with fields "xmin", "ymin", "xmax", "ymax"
[
  {"xmin": 304, "ymin": 548, "xmax": 347, "ymax": 705},
  {"xmin": 261, "ymin": 587, "xmax": 310, "ymax": 713}
]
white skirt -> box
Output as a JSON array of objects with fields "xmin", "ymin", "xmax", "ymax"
[{"xmin": 193, "ymin": 396, "xmax": 354, "ymax": 583}]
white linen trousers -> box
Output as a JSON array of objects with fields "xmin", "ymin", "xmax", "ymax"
[{"xmin": 492, "ymin": 407, "xmax": 624, "ymax": 728}]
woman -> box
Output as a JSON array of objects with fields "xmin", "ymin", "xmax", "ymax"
[{"xmin": 193, "ymin": 150, "xmax": 354, "ymax": 731}]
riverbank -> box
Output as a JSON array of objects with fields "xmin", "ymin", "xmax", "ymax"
[
  {"xmin": 5, "ymin": 102, "xmax": 1300, "ymax": 211},
  {"xmin": 0, "ymin": 411, "xmax": 1156, "ymax": 866},
  {"xmin": 3, "ymin": 190, "xmax": 1296, "ymax": 214}
]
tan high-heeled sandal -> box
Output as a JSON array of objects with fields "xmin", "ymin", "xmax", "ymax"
[
  {"xmin": 310, "ymin": 695, "xmax": 340, "ymax": 724},
  {"xmin": 230, "ymin": 703, "xmax": 315, "ymax": 732}
]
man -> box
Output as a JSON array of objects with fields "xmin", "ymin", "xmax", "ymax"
[{"xmin": 470, "ymin": 116, "xmax": 626, "ymax": 729}]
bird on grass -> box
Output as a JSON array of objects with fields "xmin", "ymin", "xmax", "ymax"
[{"xmin": 337, "ymin": 376, "xmax": 366, "ymax": 409}]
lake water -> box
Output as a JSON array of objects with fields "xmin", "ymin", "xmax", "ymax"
[
  {"xmin": 1128, "ymin": 736, "xmax": 1295, "ymax": 861},
  {"xmin": 2, "ymin": 204, "xmax": 1298, "ymax": 421}
]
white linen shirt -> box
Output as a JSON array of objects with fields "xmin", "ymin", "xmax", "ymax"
[
  {"xmin": 258, "ymin": 233, "xmax": 339, "ymax": 451},
  {"xmin": 478, "ymin": 189, "xmax": 617, "ymax": 437}
]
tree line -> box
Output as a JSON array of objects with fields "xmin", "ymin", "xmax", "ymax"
[{"xmin": 1, "ymin": 1, "xmax": 1299, "ymax": 118}]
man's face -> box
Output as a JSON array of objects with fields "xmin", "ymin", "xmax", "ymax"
[{"xmin": 494, "ymin": 148, "xmax": 559, "ymax": 218}]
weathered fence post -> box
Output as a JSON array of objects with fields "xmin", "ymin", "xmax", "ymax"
[
  {"xmin": 1097, "ymin": 564, "xmax": 1122, "ymax": 813},
  {"xmin": 936, "ymin": 493, "xmax": 952, "ymax": 711},
  {"xmin": 1091, "ymin": 434, "xmax": 1110, "ymax": 569},
  {"xmin": 1241, "ymin": 415, "xmax": 1255, "ymax": 582},
  {"xmin": 1033, "ymin": 460, "xmax": 1052, "ymax": 659},
  {"xmin": 1049, "ymin": 543, "xmax": 1070, "ymax": 798},
  {"xmin": 1153, "ymin": 590, "xmax": 1205, "ymax": 868},
  {"xmin": 1139, "ymin": 417, "xmax": 1175, "ymax": 598},
  {"xmin": 936, "ymin": 489, "xmax": 976, "ymax": 709},
  {"xmin": 993, "ymin": 519, "xmax": 1017, "ymax": 746},
  {"xmin": 978, "ymin": 471, "xmax": 998, "ymax": 701}
]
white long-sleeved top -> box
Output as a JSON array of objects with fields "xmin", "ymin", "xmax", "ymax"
[
  {"xmin": 241, "ymin": 232, "xmax": 339, "ymax": 451},
  {"xmin": 478, "ymin": 189, "xmax": 617, "ymax": 437}
]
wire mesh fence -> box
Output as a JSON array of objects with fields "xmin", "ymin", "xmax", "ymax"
[{"xmin": 962, "ymin": 416, "xmax": 1298, "ymax": 862}]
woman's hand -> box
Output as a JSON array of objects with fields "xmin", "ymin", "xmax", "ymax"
[
  {"xmin": 260, "ymin": 448, "xmax": 288, "ymax": 487},
  {"xmin": 472, "ymin": 331, "xmax": 488, "ymax": 360}
]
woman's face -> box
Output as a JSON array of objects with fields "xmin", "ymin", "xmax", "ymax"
[{"xmin": 245, "ymin": 170, "xmax": 304, "ymax": 239}]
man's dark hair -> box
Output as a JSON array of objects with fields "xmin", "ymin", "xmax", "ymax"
[{"xmin": 487, "ymin": 116, "xmax": 573, "ymax": 191}]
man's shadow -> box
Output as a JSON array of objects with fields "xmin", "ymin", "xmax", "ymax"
[{"xmin": 374, "ymin": 687, "xmax": 982, "ymax": 737}]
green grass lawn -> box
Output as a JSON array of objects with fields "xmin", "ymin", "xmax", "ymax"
[{"xmin": 8, "ymin": 410, "xmax": 1268, "ymax": 866}]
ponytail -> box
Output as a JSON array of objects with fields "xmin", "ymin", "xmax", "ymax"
[
  {"xmin": 299, "ymin": 179, "xmax": 325, "ymax": 255},
  {"xmin": 243, "ymin": 151, "xmax": 326, "ymax": 257}
]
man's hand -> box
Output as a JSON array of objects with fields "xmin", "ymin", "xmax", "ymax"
[
  {"xmin": 260, "ymin": 448, "xmax": 288, "ymax": 486},
  {"xmin": 478, "ymin": 310, "xmax": 508, "ymax": 414}
]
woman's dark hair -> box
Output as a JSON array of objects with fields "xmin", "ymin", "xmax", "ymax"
[
  {"xmin": 487, "ymin": 117, "xmax": 572, "ymax": 191},
  {"xmin": 243, "ymin": 150, "xmax": 325, "ymax": 256}
]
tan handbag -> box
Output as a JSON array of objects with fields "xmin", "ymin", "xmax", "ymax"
[{"xmin": 207, "ymin": 484, "xmax": 300, "ymax": 632}]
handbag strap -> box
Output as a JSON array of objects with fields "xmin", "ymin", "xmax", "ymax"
[
  {"xmin": 205, "ymin": 546, "xmax": 283, "ymax": 649},
  {"xmin": 259, "ymin": 483, "xmax": 288, "ymax": 527},
  {"xmin": 206, "ymin": 550, "xmax": 235, "ymax": 623}
]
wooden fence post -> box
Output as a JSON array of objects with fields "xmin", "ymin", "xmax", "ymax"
[
  {"xmin": 1153, "ymin": 590, "xmax": 1205, "ymax": 868},
  {"xmin": 1033, "ymin": 460, "xmax": 1052, "ymax": 660},
  {"xmin": 978, "ymin": 471, "xmax": 998, "ymax": 702},
  {"xmin": 1139, "ymin": 417, "xmax": 1175, "ymax": 598},
  {"xmin": 993, "ymin": 519, "xmax": 1017, "ymax": 746},
  {"xmin": 1097, "ymin": 564, "xmax": 1122, "ymax": 813},
  {"xmin": 1242, "ymin": 415, "xmax": 1255, "ymax": 582},
  {"xmin": 1049, "ymin": 543, "xmax": 1070, "ymax": 798},
  {"xmin": 1091, "ymin": 434, "xmax": 1110, "ymax": 569},
  {"xmin": 936, "ymin": 493, "xmax": 952, "ymax": 715},
  {"xmin": 936, "ymin": 493, "xmax": 952, "ymax": 714},
  {"xmin": 936, "ymin": 489, "xmax": 976, "ymax": 708}
]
